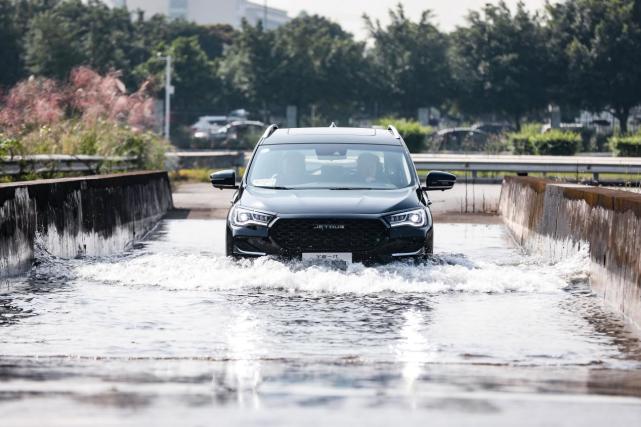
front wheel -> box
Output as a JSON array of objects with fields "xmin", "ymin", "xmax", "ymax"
[
  {"xmin": 424, "ymin": 230, "xmax": 434, "ymax": 256},
  {"xmin": 225, "ymin": 227, "xmax": 235, "ymax": 258}
]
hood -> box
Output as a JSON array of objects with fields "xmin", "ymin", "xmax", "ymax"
[{"xmin": 239, "ymin": 186, "xmax": 420, "ymax": 216}]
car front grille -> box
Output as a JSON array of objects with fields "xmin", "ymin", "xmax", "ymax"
[{"xmin": 270, "ymin": 218, "xmax": 388, "ymax": 252}]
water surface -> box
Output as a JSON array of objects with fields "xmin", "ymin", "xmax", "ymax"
[{"xmin": 1, "ymin": 220, "xmax": 640, "ymax": 426}]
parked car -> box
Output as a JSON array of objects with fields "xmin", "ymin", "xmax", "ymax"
[
  {"xmin": 472, "ymin": 123, "xmax": 515, "ymax": 135},
  {"xmin": 432, "ymin": 128, "xmax": 490, "ymax": 152},
  {"xmin": 213, "ymin": 120, "xmax": 266, "ymax": 148},
  {"xmin": 210, "ymin": 125, "xmax": 456, "ymax": 264},
  {"xmin": 191, "ymin": 116, "xmax": 230, "ymax": 139}
]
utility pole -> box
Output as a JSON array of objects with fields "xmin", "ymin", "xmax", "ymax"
[
  {"xmin": 263, "ymin": 0, "xmax": 268, "ymax": 29},
  {"xmin": 158, "ymin": 54, "xmax": 174, "ymax": 141}
]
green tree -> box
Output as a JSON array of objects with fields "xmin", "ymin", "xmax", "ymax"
[
  {"xmin": 218, "ymin": 21, "xmax": 279, "ymax": 111},
  {"xmin": 451, "ymin": 1, "xmax": 549, "ymax": 130},
  {"xmin": 365, "ymin": 4, "xmax": 452, "ymax": 118},
  {"xmin": 0, "ymin": 0, "xmax": 24, "ymax": 87},
  {"xmin": 168, "ymin": 20, "xmax": 236, "ymax": 60},
  {"xmin": 25, "ymin": 9, "xmax": 86, "ymax": 79},
  {"xmin": 25, "ymin": 0, "xmax": 136, "ymax": 80},
  {"xmin": 220, "ymin": 16, "xmax": 368, "ymax": 123},
  {"xmin": 273, "ymin": 15, "xmax": 367, "ymax": 120},
  {"xmin": 136, "ymin": 36, "xmax": 222, "ymax": 128},
  {"xmin": 547, "ymin": 0, "xmax": 641, "ymax": 133},
  {"xmin": 74, "ymin": 0, "xmax": 136, "ymax": 75}
]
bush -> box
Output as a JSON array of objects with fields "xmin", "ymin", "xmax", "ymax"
[
  {"xmin": 534, "ymin": 130, "xmax": 581, "ymax": 155},
  {"xmin": 10, "ymin": 120, "xmax": 170, "ymax": 171},
  {"xmin": 508, "ymin": 129, "xmax": 580, "ymax": 156},
  {"xmin": 509, "ymin": 134, "xmax": 537, "ymax": 155},
  {"xmin": 376, "ymin": 117, "xmax": 432, "ymax": 153},
  {"xmin": 508, "ymin": 123, "xmax": 539, "ymax": 155},
  {"xmin": 0, "ymin": 136, "xmax": 24, "ymax": 158},
  {"xmin": 610, "ymin": 134, "xmax": 641, "ymax": 157}
]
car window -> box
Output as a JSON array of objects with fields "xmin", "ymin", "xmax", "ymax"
[{"xmin": 247, "ymin": 144, "xmax": 413, "ymax": 189}]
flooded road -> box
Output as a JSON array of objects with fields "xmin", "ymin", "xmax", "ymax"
[{"xmin": 1, "ymin": 220, "xmax": 641, "ymax": 426}]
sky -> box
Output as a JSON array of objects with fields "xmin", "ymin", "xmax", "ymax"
[{"xmin": 266, "ymin": 0, "xmax": 555, "ymax": 39}]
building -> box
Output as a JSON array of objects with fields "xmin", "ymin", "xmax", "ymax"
[{"xmin": 108, "ymin": 0, "xmax": 290, "ymax": 29}]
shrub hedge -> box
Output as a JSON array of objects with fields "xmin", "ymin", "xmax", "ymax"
[
  {"xmin": 610, "ymin": 134, "xmax": 641, "ymax": 157},
  {"xmin": 535, "ymin": 130, "xmax": 581, "ymax": 155},
  {"xmin": 508, "ymin": 129, "xmax": 580, "ymax": 156},
  {"xmin": 376, "ymin": 117, "xmax": 433, "ymax": 153}
]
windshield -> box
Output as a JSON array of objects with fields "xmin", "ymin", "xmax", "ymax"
[{"xmin": 247, "ymin": 144, "xmax": 414, "ymax": 190}]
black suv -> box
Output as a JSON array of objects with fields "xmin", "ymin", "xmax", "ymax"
[{"xmin": 211, "ymin": 125, "xmax": 455, "ymax": 264}]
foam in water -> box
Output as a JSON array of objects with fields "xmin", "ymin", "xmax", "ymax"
[{"xmin": 71, "ymin": 249, "xmax": 590, "ymax": 295}]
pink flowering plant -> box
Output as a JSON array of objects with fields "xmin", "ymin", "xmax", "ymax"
[{"xmin": 0, "ymin": 67, "xmax": 169, "ymax": 170}]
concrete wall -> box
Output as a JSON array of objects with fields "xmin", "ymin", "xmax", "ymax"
[
  {"xmin": 500, "ymin": 176, "xmax": 641, "ymax": 331},
  {"xmin": 0, "ymin": 171, "xmax": 173, "ymax": 277}
]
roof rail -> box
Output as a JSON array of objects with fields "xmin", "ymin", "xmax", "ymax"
[
  {"xmin": 261, "ymin": 124, "xmax": 279, "ymax": 139},
  {"xmin": 388, "ymin": 125, "xmax": 402, "ymax": 139},
  {"xmin": 329, "ymin": 122, "xmax": 337, "ymax": 128}
]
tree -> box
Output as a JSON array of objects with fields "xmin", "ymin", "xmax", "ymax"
[
  {"xmin": 25, "ymin": 9, "xmax": 86, "ymax": 79},
  {"xmin": 451, "ymin": 1, "xmax": 549, "ymax": 130},
  {"xmin": 220, "ymin": 16, "xmax": 368, "ymax": 123},
  {"xmin": 0, "ymin": 0, "xmax": 24, "ymax": 88},
  {"xmin": 218, "ymin": 20, "xmax": 280, "ymax": 112},
  {"xmin": 136, "ymin": 36, "xmax": 222, "ymax": 128},
  {"xmin": 365, "ymin": 4, "xmax": 452, "ymax": 118},
  {"xmin": 167, "ymin": 20, "xmax": 236, "ymax": 60},
  {"xmin": 24, "ymin": 0, "xmax": 136, "ymax": 80},
  {"xmin": 547, "ymin": 0, "xmax": 641, "ymax": 133},
  {"xmin": 273, "ymin": 15, "xmax": 368, "ymax": 120}
]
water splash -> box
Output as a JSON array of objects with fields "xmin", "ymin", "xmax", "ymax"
[{"xmin": 71, "ymin": 249, "xmax": 589, "ymax": 296}]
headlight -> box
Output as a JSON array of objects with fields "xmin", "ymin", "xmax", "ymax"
[
  {"xmin": 231, "ymin": 207, "xmax": 274, "ymax": 227},
  {"xmin": 386, "ymin": 208, "xmax": 429, "ymax": 227}
]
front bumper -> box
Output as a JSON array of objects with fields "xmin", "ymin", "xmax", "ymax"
[{"xmin": 228, "ymin": 216, "xmax": 432, "ymax": 263}]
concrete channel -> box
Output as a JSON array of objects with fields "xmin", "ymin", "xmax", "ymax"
[{"xmin": 1, "ymin": 172, "xmax": 641, "ymax": 426}]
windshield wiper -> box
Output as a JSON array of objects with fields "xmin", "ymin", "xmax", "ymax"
[
  {"xmin": 253, "ymin": 185, "xmax": 293, "ymax": 190},
  {"xmin": 329, "ymin": 187, "xmax": 378, "ymax": 190}
]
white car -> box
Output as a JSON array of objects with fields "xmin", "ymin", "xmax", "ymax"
[{"xmin": 191, "ymin": 116, "xmax": 230, "ymax": 139}]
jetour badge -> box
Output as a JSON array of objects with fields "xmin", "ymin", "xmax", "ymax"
[{"xmin": 312, "ymin": 224, "xmax": 345, "ymax": 231}]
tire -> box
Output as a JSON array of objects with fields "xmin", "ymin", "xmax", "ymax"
[
  {"xmin": 425, "ymin": 230, "xmax": 434, "ymax": 256},
  {"xmin": 225, "ymin": 227, "xmax": 235, "ymax": 257}
]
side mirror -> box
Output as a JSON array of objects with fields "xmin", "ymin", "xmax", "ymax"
[
  {"xmin": 210, "ymin": 169, "xmax": 238, "ymax": 189},
  {"xmin": 424, "ymin": 171, "xmax": 456, "ymax": 191}
]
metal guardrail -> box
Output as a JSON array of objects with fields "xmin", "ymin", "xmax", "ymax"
[
  {"xmin": 411, "ymin": 154, "xmax": 641, "ymax": 180},
  {"xmin": 0, "ymin": 152, "xmax": 246, "ymax": 177},
  {"xmin": 5, "ymin": 152, "xmax": 641, "ymax": 181},
  {"xmin": 165, "ymin": 151, "xmax": 245, "ymax": 170},
  {"xmin": 0, "ymin": 155, "xmax": 138, "ymax": 176}
]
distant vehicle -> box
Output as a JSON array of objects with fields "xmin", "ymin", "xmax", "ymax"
[
  {"xmin": 191, "ymin": 116, "xmax": 230, "ymax": 139},
  {"xmin": 432, "ymin": 128, "xmax": 489, "ymax": 152},
  {"xmin": 228, "ymin": 109, "xmax": 250, "ymax": 120},
  {"xmin": 541, "ymin": 123, "xmax": 585, "ymax": 133},
  {"xmin": 472, "ymin": 123, "xmax": 515, "ymax": 135},
  {"xmin": 213, "ymin": 120, "xmax": 266, "ymax": 148},
  {"xmin": 210, "ymin": 124, "xmax": 456, "ymax": 263}
]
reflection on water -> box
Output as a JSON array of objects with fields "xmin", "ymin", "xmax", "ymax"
[
  {"xmin": 1, "ymin": 220, "xmax": 641, "ymax": 425},
  {"xmin": 220, "ymin": 309, "xmax": 263, "ymax": 408},
  {"xmin": 396, "ymin": 309, "xmax": 435, "ymax": 411}
]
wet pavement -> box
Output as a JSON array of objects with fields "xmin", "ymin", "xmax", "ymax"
[{"xmin": 1, "ymin": 220, "xmax": 641, "ymax": 426}]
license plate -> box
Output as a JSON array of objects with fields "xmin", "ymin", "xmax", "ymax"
[{"xmin": 302, "ymin": 252, "xmax": 352, "ymax": 266}]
